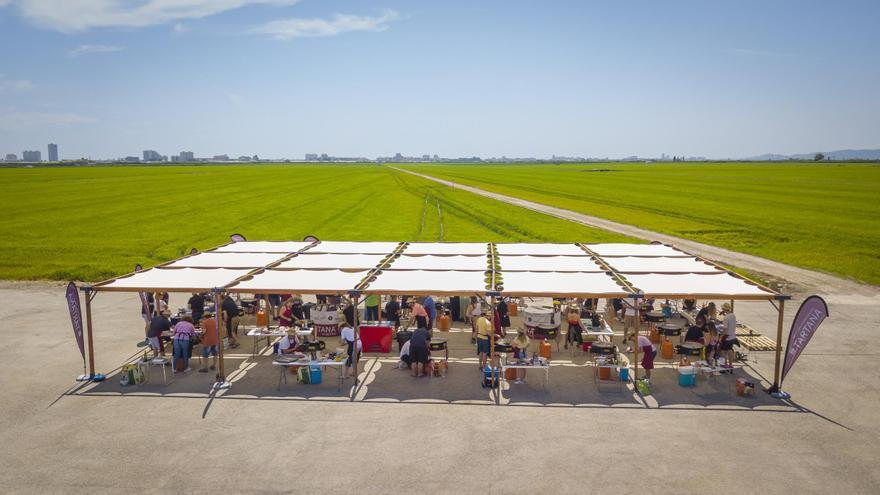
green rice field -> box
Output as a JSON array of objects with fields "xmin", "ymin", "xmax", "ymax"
[
  {"xmin": 0, "ymin": 164, "xmax": 633, "ymax": 281},
  {"xmin": 402, "ymin": 162, "xmax": 880, "ymax": 285}
]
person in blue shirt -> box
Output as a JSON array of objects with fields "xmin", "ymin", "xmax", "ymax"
[{"xmin": 423, "ymin": 295, "xmax": 436, "ymax": 331}]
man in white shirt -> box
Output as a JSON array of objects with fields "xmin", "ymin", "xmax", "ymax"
[
  {"xmin": 719, "ymin": 303, "xmax": 738, "ymax": 368},
  {"xmin": 339, "ymin": 324, "xmax": 362, "ymax": 378}
]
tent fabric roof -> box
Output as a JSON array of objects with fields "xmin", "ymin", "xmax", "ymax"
[
  {"xmin": 403, "ymin": 242, "xmax": 488, "ymax": 255},
  {"xmin": 602, "ymin": 256, "xmax": 723, "ymax": 274},
  {"xmin": 308, "ymin": 241, "xmax": 401, "ymax": 254},
  {"xmin": 584, "ymin": 243, "xmax": 689, "ymax": 257},
  {"xmin": 167, "ymin": 252, "xmax": 289, "ymax": 268},
  {"xmin": 211, "ymin": 241, "xmax": 313, "ymax": 253},
  {"xmin": 623, "ymin": 273, "xmax": 775, "ymax": 298},
  {"xmin": 388, "ymin": 255, "xmax": 488, "ymax": 271},
  {"xmin": 230, "ymin": 269, "xmax": 370, "ymax": 293},
  {"xmin": 495, "ymin": 243, "xmax": 586, "ymax": 256},
  {"xmin": 362, "ymin": 270, "xmax": 489, "ymax": 295},
  {"xmin": 98, "ymin": 267, "xmax": 253, "ymax": 291},
  {"xmin": 276, "ymin": 253, "xmax": 388, "ymax": 270},
  {"xmin": 498, "ymin": 271, "xmax": 628, "ymax": 297},
  {"xmin": 93, "ymin": 240, "xmax": 781, "ymax": 299},
  {"xmin": 498, "ymin": 255, "xmax": 604, "ymax": 272}
]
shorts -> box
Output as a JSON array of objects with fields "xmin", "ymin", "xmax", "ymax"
[
  {"xmin": 148, "ymin": 336, "xmax": 160, "ymax": 351},
  {"xmin": 411, "ymin": 345, "xmax": 429, "ymax": 364},
  {"xmin": 202, "ymin": 345, "xmax": 218, "ymax": 357},
  {"xmin": 641, "ymin": 346, "xmax": 656, "ymax": 370},
  {"xmin": 476, "ymin": 338, "xmax": 490, "ymax": 355},
  {"xmin": 720, "ymin": 338, "xmax": 736, "ymax": 351}
]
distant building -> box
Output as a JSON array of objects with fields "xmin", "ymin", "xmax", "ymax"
[
  {"xmin": 4, "ymin": 153, "xmax": 16, "ymax": 161},
  {"xmin": 22, "ymin": 150, "xmax": 41, "ymax": 162},
  {"xmin": 305, "ymin": 153, "xmax": 319, "ymax": 161},
  {"xmin": 124, "ymin": 156, "xmax": 140, "ymax": 162},
  {"xmin": 171, "ymin": 155, "xmax": 180, "ymax": 162},
  {"xmin": 212, "ymin": 154, "xmax": 229, "ymax": 161},
  {"xmin": 178, "ymin": 151, "xmax": 194, "ymax": 162},
  {"xmin": 422, "ymin": 154, "xmax": 430, "ymax": 161},
  {"xmin": 238, "ymin": 155, "xmax": 252, "ymax": 161},
  {"xmin": 48, "ymin": 143, "xmax": 58, "ymax": 162},
  {"xmin": 143, "ymin": 150, "xmax": 163, "ymax": 161},
  {"xmin": 320, "ymin": 153, "xmax": 329, "ymax": 161}
]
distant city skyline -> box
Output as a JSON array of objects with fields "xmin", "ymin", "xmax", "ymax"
[{"xmin": 1, "ymin": 1, "xmax": 878, "ymax": 159}]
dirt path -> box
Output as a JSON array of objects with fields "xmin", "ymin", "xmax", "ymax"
[{"xmin": 393, "ymin": 167, "xmax": 878, "ymax": 297}]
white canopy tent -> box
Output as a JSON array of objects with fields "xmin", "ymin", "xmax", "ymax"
[
  {"xmin": 231, "ymin": 269, "xmax": 371, "ymax": 294},
  {"xmin": 85, "ymin": 238, "xmax": 788, "ymax": 391},
  {"xmin": 495, "ymin": 243, "xmax": 587, "ymax": 256},
  {"xmin": 361, "ymin": 269, "xmax": 490, "ymax": 295},
  {"xmin": 584, "ymin": 243, "xmax": 690, "ymax": 257},
  {"xmin": 276, "ymin": 253, "xmax": 388, "ymax": 270},
  {"xmin": 403, "ymin": 242, "xmax": 488, "ymax": 255},
  {"xmin": 166, "ymin": 252, "xmax": 289, "ymax": 268},
  {"xmin": 96, "ymin": 267, "xmax": 254, "ymax": 292},
  {"xmin": 498, "ymin": 255, "xmax": 604, "ymax": 272},
  {"xmin": 623, "ymin": 272, "xmax": 776, "ymax": 299},
  {"xmin": 389, "ymin": 254, "xmax": 489, "ymax": 271},
  {"xmin": 498, "ymin": 271, "xmax": 630, "ymax": 297},
  {"xmin": 602, "ymin": 256, "xmax": 722, "ymax": 274}
]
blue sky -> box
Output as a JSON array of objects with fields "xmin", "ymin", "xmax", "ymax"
[{"xmin": 1, "ymin": 0, "xmax": 878, "ymax": 160}]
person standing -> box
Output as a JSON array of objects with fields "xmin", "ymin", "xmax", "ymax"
[
  {"xmin": 511, "ymin": 328, "xmax": 530, "ymax": 384},
  {"xmin": 410, "ymin": 298, "xmax": 429, "ymax": 329},
  {"xmin": 475, "ymin": 309, "xmax": 492, "ymax": 371},
  {"xmin": 564, "ymin": 305, "xmax": 584, "ymax": 349},
  {"xmin": 340, "ymin": 321, "xmax": 362, "ymax": 379},
  {"xmin": 221, "ymin": 294, "xmax": 241, "ymax": 348},
  {"xmin": 423, "ymin": 295, "xmax": 436, "ymax": 330},
  {"xmin": 496, "ymin": 298, "xmax": 511, "ymax": 333},
  {"xmin": 719, "ymin": 303, "xmax": 737, "ymax": 368},
  {"xmin": 172, "ymin": 315, "xmax": 196, "ymax": 372},
  {"xmin": 364, "ymin": 294, "xmax": 380, "ymax": 321},
  {"xmin": 147, "ymin": 310, "xmax": 171, "ymax": 358},
  {"xmin": 409, "ymin": 326, "xmax": 431, "ymax": 377},
  {"xmin": 385, "ymin": 296, "xmax": 401, "ymax": 328},
  {"xmin": 198, "ymin": 312, "xmax": 219, "ymax": 373},
  {"xmin": 467, "ymin": 296, "xmax": 482, "ymax": 344},
  {"xmin": 632, "ymin": 334, "xmax": 656, "ymax": 384},
  {"xmin": 188, "ymin": 292, "xmax": 205, "ymax": 324}
]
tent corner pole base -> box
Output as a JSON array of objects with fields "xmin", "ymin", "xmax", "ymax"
[{"xmin": 213, "ymin": 380, "xmax": 232, "ymax": 390}]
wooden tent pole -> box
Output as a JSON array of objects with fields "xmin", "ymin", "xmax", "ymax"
[
  {"xmin": 215, "ymin": 289, "xmax": 226, "ymax": 382},
  {"xmin": 633, "ymin": 300, "xmax": 639, "ymax": 383},
  {"xmin": 771, "ymin": 299, "xmax": 785, "ymax": 391},
  {"xmin": 352, "ymin": 294, "xmax": 360, "ymax": 396},
  {"xmin": 84, "ymin": 287, "xmax": 96, "ymax": 378}
]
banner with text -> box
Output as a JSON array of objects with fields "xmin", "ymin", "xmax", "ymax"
[
  {"xmin": 65, "ymin": 282, "xmax": 85, "ymax": 361},
  {"xmin": 781, "ymin": 295, "xmax": 829, "ymax": 386}
]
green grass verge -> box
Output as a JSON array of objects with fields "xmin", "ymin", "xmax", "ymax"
[
  {"xmin": 400, "ymin": 162, "xmax": 880, "ymax": 285},
  {"xmin": 0, "ymin": 164, "xmax": 634, "ymax": 281}
]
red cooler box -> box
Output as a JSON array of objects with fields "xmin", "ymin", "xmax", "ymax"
[{"xmin": 359, "ymin": 324, "xmax": 393, "ymax": 353}]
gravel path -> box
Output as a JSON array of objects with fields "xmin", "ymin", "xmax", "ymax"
[{"xmin": 394, "ymin": 167, "xmax": 878, "ymax": 297}]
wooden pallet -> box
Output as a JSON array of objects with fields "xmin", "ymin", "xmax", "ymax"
[{"xmin": 736, "ymin": 335, "xmax": 778, "ymax": 351}]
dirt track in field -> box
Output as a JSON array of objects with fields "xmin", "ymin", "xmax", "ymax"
[{"xmin": 393, "ymin": 167, "xmax": 878, "ymax": 298}]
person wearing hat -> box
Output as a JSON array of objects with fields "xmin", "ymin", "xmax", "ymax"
[
  {"xmin": 719, "ymin": 303, "xmax": 737, "ymax": 368},
  {"xmin": 511, "ymin": 328, "xmax": 530, "ymax": 384},
  {"xmin": 198, "ymin": 312, "xmax": 219, "ymax": 373},
  {"xmin": 475, "ymin": 308, "xmax": 492, "ymax": 371}
]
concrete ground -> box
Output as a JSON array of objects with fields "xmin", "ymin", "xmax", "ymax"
[{"xmin": 0, "ymin": 281, "xmax": 878, "ymax": 494}]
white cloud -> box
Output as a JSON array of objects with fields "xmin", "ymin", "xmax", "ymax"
[
  {"xmin": 252, "ymin": 10, "xmax": 400, "ymax": 40},
  {"xmin": 0, "ymin": 109, "xmax": 95, "ymax": 130},
  {"xmin": 68, "ymin": 44, "xmax": 124, "ymax": 57},
  {"xmin": 0, "ymin": 75, "xmax": 32, "ymax": 92},
  {"xmin": 3, "ymin": 0, "xmax": 301, "ymax": 33},
  {"xmin": 173, "ymin": 22, "xmax": 189, "ymax": 34}
]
